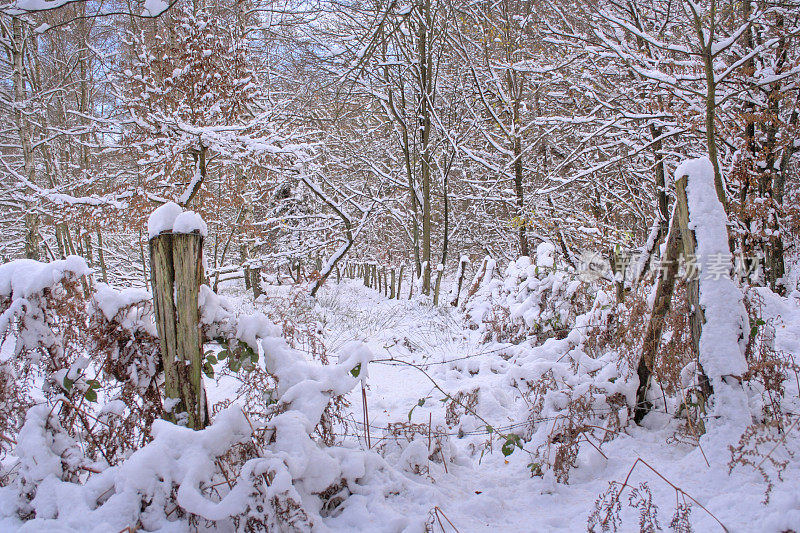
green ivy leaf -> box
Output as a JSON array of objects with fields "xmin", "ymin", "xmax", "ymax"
[
  {"xmin": 407, "ymin": 397, "xmax": 427, "ymax": 421},
  {"xmin": 528, "ymin": 462, "xmax": 543, "ymax": 477},
  {"xmin": 264, "ymin": 391, "xmax": 276, "ymax": 405},
  {"xmin": 63, "ymin": 376, "xmax": 74, "ymax": 391},
  {"xmin": 87, "ymin": 379, "xmax": 101, "ymax": 390},
  {"xmin": 218, "ymin": 350, "xmax": 229, "ymax": 361},
  {"xmin": 206, "ymin": 354, "xmax": 218, "ymax": 365},
  {"xmin": 350, "ymin": 363, "xmax": 361, "ymax": 378},
  {"xmin": 84, "ymin": 388, "xmax": 97, "ymax": 403},
  {"xmin": 203, "ymin": 362, "xmax": 215, "ymax": 379},
  {"xmin": 501, "ymin": 435, "xmax": 522, "ymax": 457},
  {"xmin": 501, "ymin": 439, "xmax": 515, "ymax": 457}
]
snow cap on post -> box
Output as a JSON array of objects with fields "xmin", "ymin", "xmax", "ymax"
[
  {"xmin": 147, "ymin": 202, "xmax": 208, "ymax": 239},
  {"xmin": 148, "ymin": 202, "xmax": 183, "ymax": 239},
  {"xmin": 173, "ymin": 211, "xmax": 208, "ymax": 237}
]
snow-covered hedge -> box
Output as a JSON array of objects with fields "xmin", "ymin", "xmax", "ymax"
[
  {"xmin": 464, "ymin": 244, "xmax": 592, "ymax": 343},
  {"xmin": 0, "ymin": 258, "xmax": 423, "ymax": 531}
]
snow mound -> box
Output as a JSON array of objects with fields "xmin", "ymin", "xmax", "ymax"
[{"xmin": 0, "ymin": 256, "xmax": 88, "ymax": 300}]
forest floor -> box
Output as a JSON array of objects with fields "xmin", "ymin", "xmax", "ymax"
[{"xmin": 210, "ymin": 278, "xmax": 800, "ymax": 532}]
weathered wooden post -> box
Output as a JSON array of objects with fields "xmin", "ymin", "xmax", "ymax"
[
  {"xmin": 148, "ymin": 203, "xmax": 208, "ymax": 430},
  {"xmin": 634, "ymin": 158, "xmax": 747, "ymax": 425},
  {"xmin": 250, "ymin": 265, "xmax": 262, "ymax": 299},
  {"xmin": 674, "ymin": 176, "xmax": 705, "ymax": 363},
  {"xmin": 433, "ymin": 263, "xmax": 444, "ymax": 305},
  {"xmin": 390, "ymin": 268, "xmax": 396, "ymax": 299},
  {"xmin": 451, "ymin": 256, "xmax": 469, "ymax": 307},
  {"xmin": 397, "ymin": 265, "xmax": 404, "ymax": 299}
]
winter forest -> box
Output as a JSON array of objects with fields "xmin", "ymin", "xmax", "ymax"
[{"xmin": 0, "ymin": 0, "xmax": 799, "ymax": 530}]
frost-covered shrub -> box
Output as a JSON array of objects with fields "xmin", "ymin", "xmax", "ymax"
[
  {"xmin": 464, "ymin": 244, "xmax": 594, "ymax": 343},
  {"xmin": 377, "ymin": 422, "xmax": 458, "ymax": 477},
  {"xmin": 0, "ymin": 259, "xmax": 171, "ymax": 478},
  {"xmin": 511, "ymin": 290, "xmax": 635, "ymax": 483},
  {"xmin": 5, "ymin": 306, "xmax": 407, "ymax": 531},
  {"xmin": 0, "ymin": 257, "xmax": 420, "ymax": 531},
  {"xmin": 449, "ymin": 278, "xmax": 637, "ymax": 483},
  {"xmin": 0, "ymin": 257, "xmax": 91, "ymax": 450}
]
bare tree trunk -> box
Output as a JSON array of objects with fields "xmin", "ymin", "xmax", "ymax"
[
  {"xmin": 96, "ymin": 230, "xmax": 108, "ymax": 284},
  {"xmin": 634, "ymin": 203, "xmax": 682, "ymax": 423},
  {"xmin": 451, "ymin": 256, "xmax": 468, "ymax": 307},
  {"xmin": 250, "ymin": 266, "xmax": 262, "ymax": 299},
  {"xmin": 12, "ymin": 18, "xmax": 39, "ymax": 260},
  {"xmin": 397, "ymin": 264, "xmax": 404, "ymax": 299},
  {"xmin": 511, "ymin": 75, "xmax": 528, "ymax": 257},
  {"xmin": 419, "ymin": 0, "xmax": 433, "ymax": 295},
  {"xmin": 692, "ymin": 1, "xmax": 727, "ymax": 212}
]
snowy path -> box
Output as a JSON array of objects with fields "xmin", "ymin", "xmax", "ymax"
[{"xmin": 214, "ymin": 279, "xmax": 800, "ymax": 532}]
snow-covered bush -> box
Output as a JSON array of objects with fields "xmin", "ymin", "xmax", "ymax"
[
  {"xmin": 4, "ymin": 302, "xmax": 410, "ymax": 531},
  {"xmin": 463, "ymin": 244, "xmax": 594, "ymax": 344},
  {"xmin": 0, "ymin": 257, "xmax": 91, "ymax": 452},
  {"xmin": 0, "ymin": 259, "xmax": 171, "ymax": 493},
  {"xmin": 449, "ymin": 272, "xmax": 636, "ymax": 483},
  {"xmin": 0, "ymin": 257, "xmax": 423, "ymax": 531},
  {"xmin": 510, "ymin": 290, "xmax": 635, "ymax": 483},
  {"xmin": 377, "ymin": 422, "xmax": 458, "ymax": 477}
]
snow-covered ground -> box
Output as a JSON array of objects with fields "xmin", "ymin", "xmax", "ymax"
[
  {"xmin": 205, "ymin": 277, "xmax": 800, "ymax": 532},
  {"xmin": 2, "ymin": 263, "xmax": 798, "ymax": 532}
]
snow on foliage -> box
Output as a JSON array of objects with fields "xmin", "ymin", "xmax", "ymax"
[
  {"xmin": 0, "ymin": 256, "xmax": 88, "ymax": 301},
  {"xmin": 464, "ymin": 246, "xmax": 588, "ymax": 343},
  {"xmin": 455, "ymin": 248, "xmax": 631, "ymax": 481},
  {"xmin": 0, "ymin": 259, "xmax": 423, "ymax": 531}
]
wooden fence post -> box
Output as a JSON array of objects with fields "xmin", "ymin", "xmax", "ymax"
[
  {"xmin": 150, "ymin": 229, "xmax": 208, "ymax": 430},
  {"xmin": 397, "ymin": 265, "xmax": 404, "ymax": 299},
  {"xmin": 633, "ymin": 175, "xmax": 712, "ymax": 423},
  {"xmin": 250, "ymin": 266, "xmax": 262, "ymax": 299},
  {"xmin": 675, "ymin": 176, "xmax": 705, "ymax": 363},
  {"xmin": 451, "ymin": 256, "xmax": 468, "ymax": 307}
]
